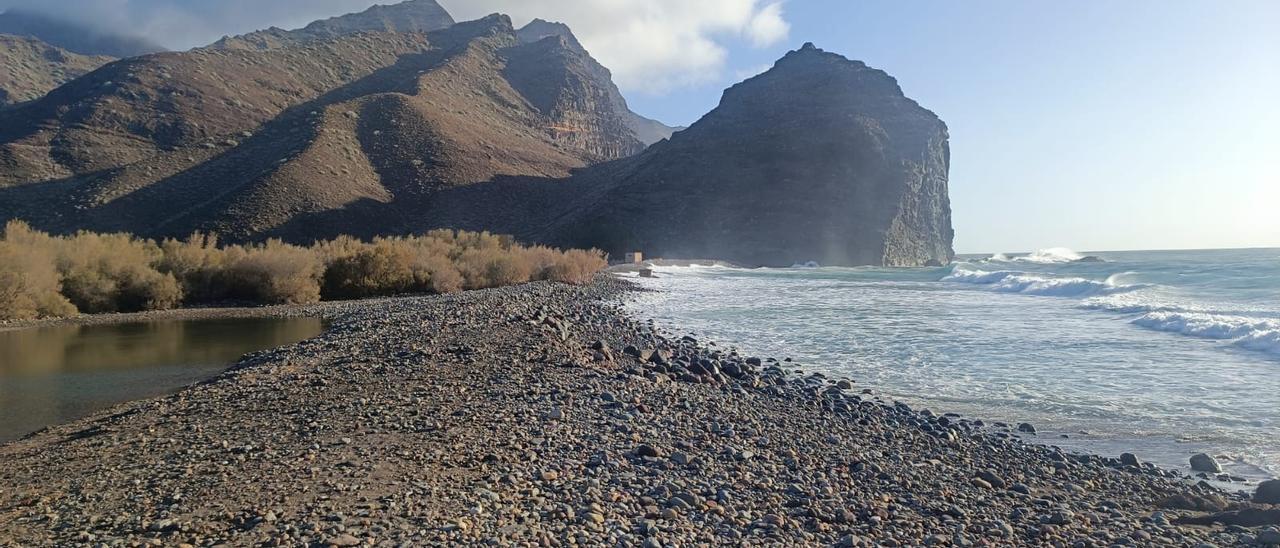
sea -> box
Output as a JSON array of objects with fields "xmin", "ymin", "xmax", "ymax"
[{"xmin": 623, "ymin": 248, "xmax": 1280, "ymax": 485}]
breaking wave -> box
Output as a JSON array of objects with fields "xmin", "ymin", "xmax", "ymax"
[
  {"xmin": 941, "ymin": 267, "xmax": 1138, "ymax": 298},
  {"xmin": 983, "ymin": 248, "xmax": 1087, "ymax": 264},
  {"xmin": 1132, "ymin": 312, "xmax": 1280, "ymax": 355}
]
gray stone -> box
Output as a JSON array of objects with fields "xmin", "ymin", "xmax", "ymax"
[
  {"xmin": 1189, "ymin": 453, "xmax": 1221, "ymax": 473},
  {"xmin": 1257, "ymin": 480, "xmax": 1280, "ymax": 504}
]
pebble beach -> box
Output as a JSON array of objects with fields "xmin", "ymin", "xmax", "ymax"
[{"xmin": 1, "ymin": 276, "xmax": 1277, "ymax": 547}]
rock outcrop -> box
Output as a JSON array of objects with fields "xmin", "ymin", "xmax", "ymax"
[
  {"xmin": 0, "ymin": 34, "xmax": 112, "ymax": 106},
  {"xmin": 544, "ymin": 43, "xmax": 954, "ymax": 266}
]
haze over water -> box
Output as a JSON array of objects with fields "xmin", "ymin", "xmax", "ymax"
[{"xmin": 625, "ymin": 248, "xmax": 1280, "ymax": 484}]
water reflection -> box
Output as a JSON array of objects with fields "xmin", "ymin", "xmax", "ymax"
[{"xmin": 0, "ymin": 316, "xmax": 324, "ymax": 442}]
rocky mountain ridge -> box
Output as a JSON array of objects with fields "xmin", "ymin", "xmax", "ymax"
[
  {"xmin": 210, "ymin": 0, "xmax": 455, "ymax": 51},
  {"xmin": 0, "ymin": 3, "xmax": 953, "ymax": 266}
]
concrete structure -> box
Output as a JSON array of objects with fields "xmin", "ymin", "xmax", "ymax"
[{"xmin": 624, "ymin": 251, "xmax": 643, "ymax": 264}]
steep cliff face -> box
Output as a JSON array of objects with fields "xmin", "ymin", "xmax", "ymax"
[{"xmin": 546, "ymin": 43, "xmax": 954, "ymax": 267}]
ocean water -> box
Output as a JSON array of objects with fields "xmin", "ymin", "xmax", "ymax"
[{"xmin": 623, "ymin": 248, "xmax": 1280, "ymax": 484}]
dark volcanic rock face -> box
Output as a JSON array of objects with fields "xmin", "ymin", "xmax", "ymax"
[{"xmin": 547, "ymin": 43, "xmax": 954, "ymax": 267}]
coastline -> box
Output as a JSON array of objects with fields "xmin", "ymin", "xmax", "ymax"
[{"xmin": 0, "ymin": 276, "xmax": 1268, "ymax": 546}]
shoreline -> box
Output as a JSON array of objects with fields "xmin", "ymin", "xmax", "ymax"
[
  {"xmin": 0, "ymin": 299, "xmax": 367, "ymax": 333},
  {"xmin": 0, "ymin": 276, "xmax": 1272, "ymax": 545}
]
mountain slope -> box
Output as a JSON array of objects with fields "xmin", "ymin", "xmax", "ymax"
[
  {"xmin": 211, "ymin": 0, "xmax": 455, "ymax": 51},
  {"xmin": 0, "ymin": 34, "xmax": 112, "ymax": 105},
  {"xmin": 0, "ymin": 14, "xmax": 661, "ymax": 241},
  {"xmin": 0, "ymin": 31, "xmax": 437, "ymax": 187},
  {"xmin": 0, "ymin": 9, "xmax": 164, "ymax": 58},
  {"xmin": 513, "ymin": 18, "xmax": 679, "ymax": 147},
  {"xmin": 540, "ymin": 43, "xmax": 954, "ymax": 266},
  {"xmin": 280, "ymin": 43, "xmax": 955, "ymax": 267}
]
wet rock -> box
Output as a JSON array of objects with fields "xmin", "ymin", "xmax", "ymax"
[
  {"xmin": 1189, "ymin": 453, "xmax": 1221, "ymax": 473},
  {"xmin": 1257, "ymin": 480, "xmax": 1280, "ymax": 504}
]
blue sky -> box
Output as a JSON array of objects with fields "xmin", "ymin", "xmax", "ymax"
[
  {"xmin": 622, "ymin": 1, "xmax": 1280, "ymax": 253},
  {"xmin": 4, "ymin": 0, "xmax": 1275, "ymax": 253}
]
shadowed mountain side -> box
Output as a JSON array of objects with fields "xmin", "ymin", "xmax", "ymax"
[
  {"xmin": 0, "ymin": 16, "xmax": 658, "ymax": 242},
  {"xmin": 0, "ymin": 32, "xmax": 436, "ymax": 187},
  {"xmin": 0, "ymin": 24, "xmax": 950, "ymax": 266},
  {"xmin": 541, "ymin": 43, "xmax": 954, "ymax": 267}
]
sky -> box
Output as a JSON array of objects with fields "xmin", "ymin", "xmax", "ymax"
[{"xmin": 1, "ymin": 0, "xmax": 1276, "ymax": 253}]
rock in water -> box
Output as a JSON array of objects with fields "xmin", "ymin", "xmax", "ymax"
[
  {"xmin": 1189, "ymin": 453, "xmax": 1222, "ymax": 473},
  {"xmin": 1256, "ymin": 479, "xmax": 1280, "ymax": 504},
  {"xmin": 1120, "ymin": 453, "xmax": 1142, "ymax": 467}
]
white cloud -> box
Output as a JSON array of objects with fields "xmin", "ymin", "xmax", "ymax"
[
  {"xmin": 440, "ymin": 0, "xmax": 791, "ymax": 94},
  {"xmin": 0, "ymin": 0, "xmax": 792, "ymax": 95},
  {"xmin": 746, "ymin": 2, "xmax": 789, "ymax": 47}
]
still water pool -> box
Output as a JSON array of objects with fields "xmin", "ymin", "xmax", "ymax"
[{"xmin": 0, "ymin": 316, "xmax": 324, "ymax": 442}]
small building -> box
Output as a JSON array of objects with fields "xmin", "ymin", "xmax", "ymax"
[
  {"xmin": 624, "ymin": 251, "xmax": 644, "ymax": 264},
  {"xmin": 639, "ymin": 268, "xmax": 655, "ymax": 278}
]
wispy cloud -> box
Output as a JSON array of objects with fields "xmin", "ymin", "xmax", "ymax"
[
  {"xmin": 0, "ymin": 0, "xmax": 382, "ymax": 49},
  {"xmin": 441, "ymin": 0, "xmax": 791, "ymax": 94}
]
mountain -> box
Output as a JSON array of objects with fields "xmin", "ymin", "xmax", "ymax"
[
  {"xmin": 0, "ymin": 34, "xmax": 112, "ymax": 105},
  {"xmin": 0, "ymin": 12, "xmax": 665, "ymax": 241},
  {"xmin": 0, "ymin": 2, "xmax": 952, "ymax": 267},
  {"xmin": 0, "ymin": 9, "xmax": 164, "ymax": 58},
  {"xmin": 211, "ymin": 0, "xmax": 455, "ymax": 51},
  {"xmin": 541, "ymin": 43, "xmax": 955, "ymax": 266}
]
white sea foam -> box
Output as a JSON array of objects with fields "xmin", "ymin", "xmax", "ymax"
[
  {"xmin": 1015, "ymin": 247, "xmax": 1084, "ymax": 264},
  {"xmin": 942, "ymin": 267, "xmax": 1133, "ymax": 298},
  {"xmin": 1237, "ymin": 330, "xmax": 1280, "ymax": 354},
  {"xmin": 1131, "ymin": 312, "xmax": 1280, "ymax": 355}
]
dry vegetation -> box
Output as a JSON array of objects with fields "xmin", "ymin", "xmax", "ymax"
[{"xmin": 0, "ymin": 221, "xmax": 607, "ymax": 320}]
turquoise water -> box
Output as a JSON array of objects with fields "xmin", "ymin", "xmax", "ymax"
[{"xmin": 625, "ymin": 248, "xmax": 1280, "ymax": 484}]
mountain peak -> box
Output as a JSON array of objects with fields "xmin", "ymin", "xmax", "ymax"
[
  {"xmin": 517, "ymin": 19, "xmax": 582, "ymax": 48},
  {"xmin": 212, "ymin": 0, "xmax": 454, "ymax": 50},
  {"xmin": 300, "ymin": 0, "xmax": 455, "ymax": 36}
]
